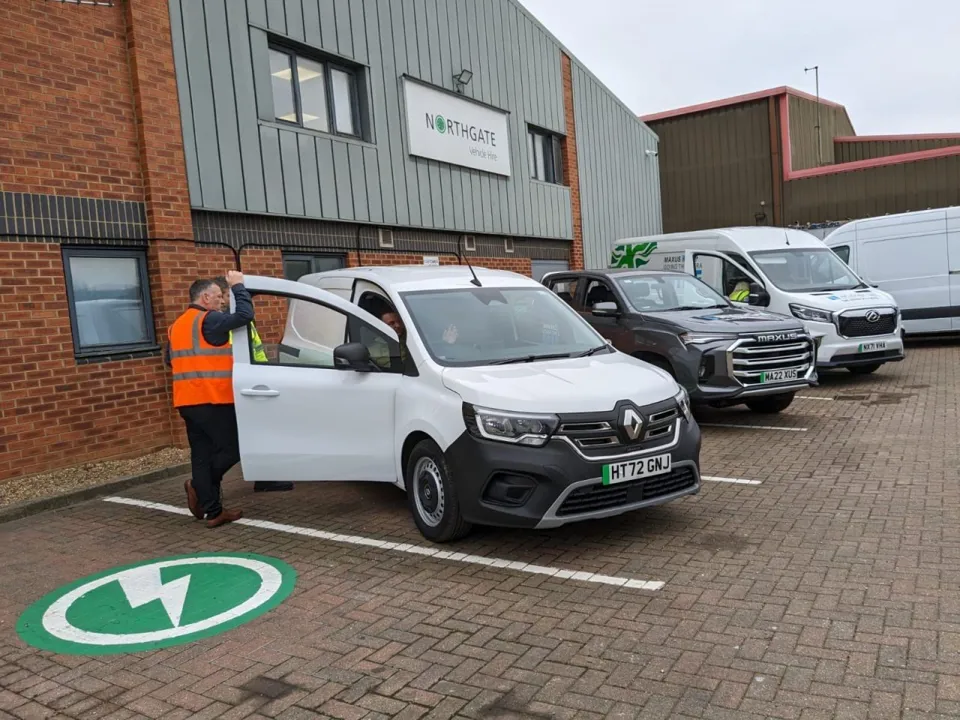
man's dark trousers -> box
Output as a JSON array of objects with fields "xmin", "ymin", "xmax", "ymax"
[{"xmin": 178, "ymin": 404, "xmax": 240, "ymax": 519}]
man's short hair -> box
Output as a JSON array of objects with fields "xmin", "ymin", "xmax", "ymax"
[
  {"xmin": 189, "ymin": 278, "xmax": 217, "ymax": 302},
  {"xmin": 213, "ymin": 275, "xmax": 228, "ymax": 291}
]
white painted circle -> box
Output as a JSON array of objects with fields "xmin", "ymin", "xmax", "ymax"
[{"xmin": 41, "ymin": 556, "xmax": 283, "ymax": 646}]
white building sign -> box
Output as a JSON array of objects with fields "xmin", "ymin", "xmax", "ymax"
[{"xmin": 403, "ymin": 78, "xmax": 511, "ymax": 177}]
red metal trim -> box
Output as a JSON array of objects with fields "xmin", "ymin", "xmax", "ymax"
[
  {"xmin": 834, "ymin": 133, "xmax": 960, "ymax": 142},
  {"xmin": 640, "ymin": 86, "xmax": 844, "ymax": 122},
  {"xmin": 779, "ymin": 95, "xmax": 960, "ymax": 179}
]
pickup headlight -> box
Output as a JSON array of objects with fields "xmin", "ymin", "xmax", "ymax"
[
  {"xmin": 674, "ymin": 387, "xmax": 693, "ymax": 423},
  {"xmin": 463, "ymin": 404, "xmax": 560, "ymax": 447},
  {"xmin": 790, "ymin": 304, "xmax": 833, "ymax": 324},
  {"xmin": 678, "ymin": 332, "xmax": 737, "ymax": 347}
]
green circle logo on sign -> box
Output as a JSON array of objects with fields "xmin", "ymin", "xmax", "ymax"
[
  {"xmin": 16, "ymin": 553, "xmax": 296, "ymax": 655},
  {"xmin": 435, "ymin": 115, "xmax": 447, "ymax": 134}
]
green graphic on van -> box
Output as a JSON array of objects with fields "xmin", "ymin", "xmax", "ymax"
[{"xmin": 611, "ymin": 242, "xmax": 658, "ymax": 268}]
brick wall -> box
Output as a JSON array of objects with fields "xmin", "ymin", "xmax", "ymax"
[
  {"xmin": 0, "ymin": 1, "xmax": 143, "ymax": 201},
  {"xmin": 560, "ymin": 54, "xmax": 584, "ymax": 271},
  {"xmin": 0, "ymin": 243, "xmax": 172, "ymax": 482}
]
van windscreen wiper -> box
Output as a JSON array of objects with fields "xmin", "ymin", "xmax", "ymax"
[
  {"xmin": 489, "ymin": 352, "xmax": 573, "ymax": 365},
  {"xmin": 574, "ymin": 344, "xmax": 610, "ymax": 357}
]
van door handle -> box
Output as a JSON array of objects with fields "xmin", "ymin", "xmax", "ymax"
[
  {"xmin": 950, "ymin": 270, "xmax": 960, "ymax": 275},
  {"xmin": 240, "ymin": 387, "xmax": 280, "ymax": 397}
]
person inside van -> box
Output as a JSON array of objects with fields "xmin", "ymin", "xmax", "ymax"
[
  {"xmin": 369, "ymin": 308, "xmax": 408, "ymax": 371},
  {"xmin": 729, "ymin": 280, "xmax": 751, "ymax": 302}
]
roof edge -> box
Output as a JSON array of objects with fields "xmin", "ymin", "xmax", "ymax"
[{"xmin": 640, "ymin": 86, "xmax": 844, "ymax": 123}]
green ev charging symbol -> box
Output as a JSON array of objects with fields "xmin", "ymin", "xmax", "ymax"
[
  {"xmin": 16, "ymin": 553, "xmax": 296, "ymax": 655},
  {"xmin": 435, "ymin": 115, "xmax": 447, "ymax": 134}
]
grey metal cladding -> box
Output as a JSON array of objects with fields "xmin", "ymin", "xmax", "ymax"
[
  {"xmin": 572, "ymin": 65, "xmax": 662, "ymax": 269},
  {"xmin": 169, "ymin": 0, "xmax": 657, "ymax": 243}
]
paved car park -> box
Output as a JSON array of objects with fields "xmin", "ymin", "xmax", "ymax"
[{"xmin": 2, "ymin": 340, "xmax": 959, "ymax": 720}]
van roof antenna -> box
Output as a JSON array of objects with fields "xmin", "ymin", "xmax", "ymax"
[{"xmin": 458, "ymin": 235, "xmax": 482, "ymax": 286}]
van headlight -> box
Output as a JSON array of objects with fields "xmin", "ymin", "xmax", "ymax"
[
  {"xmin": 789, "ymin": 304, "xmax": 833, "ymax": 324},
  {"xmin": 679, "ymin": 332, "xmax": 737, "ymax": 347},
  {"xmin": 674, "ymin": 387, "xmax": 693, "ymax": 423},
  {"xmin": 463, "ymin": 404, "xmax": 560, "ymax": 447}
]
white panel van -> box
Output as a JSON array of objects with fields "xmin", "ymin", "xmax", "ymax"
[
  {"xmin": 822, "ymin": 206, "xmax": 960, "ymax": 335},
  {"xmin": 611, "ymin": 227, "xmax": 904, "ymax": 375}
]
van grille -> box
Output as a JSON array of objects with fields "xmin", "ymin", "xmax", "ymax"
[
  {"xmin": 837, "ymin": 311, "xmax": 897, "ymax": 338},
  {"xmin": 556, "ymin": 466, "xmax": 698, "ymax": 517},
  {"xmin": 731, "ymin": 335, "xmax": 813, "ymax": 387},
  {"xmin": 556, "ymin": 402, "xmax": 679, "ymax": 458}
]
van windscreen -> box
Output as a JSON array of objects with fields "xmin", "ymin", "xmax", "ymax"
[
  {"xmin": 400, "ymin": 287, "xmax": 606, "ymax": 367},
  {"xmin": 749, "ymin": 248, "xmax": 864, "ymax": 293}
]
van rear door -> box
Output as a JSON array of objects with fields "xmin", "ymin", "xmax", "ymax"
[{"xmin": 948, "ymin": 209, "xmax": 960, "ymax": 331}]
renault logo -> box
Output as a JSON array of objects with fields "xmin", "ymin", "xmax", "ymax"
[
  {"xmin": 621, "ymin": 407, "xmax": 644, "ymax": 441},
  {"xmin": 865, "ymin": 310, "xmax": 881, "ymax": 322}
]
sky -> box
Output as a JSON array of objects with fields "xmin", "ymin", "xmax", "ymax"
[{"xmin": 517, "ymin": 0, "xmax": 960, "ymax": 135}]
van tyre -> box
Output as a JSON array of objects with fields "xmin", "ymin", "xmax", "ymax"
[
  {"xmin": 848, "ymin": 363, "xmax": 882, "ymax": 375},
  {"xmin": 405, "ymin": 439, "xmax": 472, "ymax": 543},
  {"xmin": 745, "ymin": 392, "xmax": 795, "ymax": 414}
]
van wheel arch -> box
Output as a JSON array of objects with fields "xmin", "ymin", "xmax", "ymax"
[
  {"xmin": 632, "ymin": 352, "xmax": 676, "ymax": 378},
  {"xmin": 401, "ymin": 431, "xmax": 435, "ymax": 477}
]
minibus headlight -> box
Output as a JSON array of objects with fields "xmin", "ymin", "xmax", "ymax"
[
  {"xmin": 789, "ymin": 304, "xmax": 833, "ymax": 324},
  {"xmin": 463, "ymin": 404, "xmax": 560, "ymax": 447}
]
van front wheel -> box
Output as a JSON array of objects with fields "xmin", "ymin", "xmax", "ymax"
[
  {"xmin": 405, "ymin": 439, "xmax": 472, "ymax": 543},
  {"xmin": 744, "ymin": 392, "xmax": 795, "ymax": 414}
]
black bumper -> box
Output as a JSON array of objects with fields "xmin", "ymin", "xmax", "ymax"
[
  {"xmin": 443, "ymin": 419, "xmax": 702, "ymax": 530},
  {"xmin": 818, "ymin": 348, "xmax": 905, "ymax": 368}
]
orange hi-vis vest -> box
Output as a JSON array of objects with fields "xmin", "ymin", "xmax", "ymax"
[{"xmin": 168, "ymin": 307, "xmax": 234, "ymax": 407}]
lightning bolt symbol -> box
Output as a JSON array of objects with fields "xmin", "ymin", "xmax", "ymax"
[{"xmin": 117, "ymin": 567, "xmax": 192, "ymax": 628}]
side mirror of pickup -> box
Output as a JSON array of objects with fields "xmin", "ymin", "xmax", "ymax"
[
  {"xmin": 333, "ymin": 342, "xmax": 378, "ymax": 372},
  {"xmin": 592, "ymin": 301, "xmax": 620, "ymax": 317},
  {"xmin": 747, "ymin": 283, "xmax": 771, "ymax": 307}
]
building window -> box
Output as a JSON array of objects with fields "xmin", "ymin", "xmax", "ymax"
[
  {"xmin": 528, "ymin": 127, "xmax": 564, "ymax": 184},
  {"xmin": 269, "ymin": 44, "xmax": 361, "ymax": 138},
  {"xmin": 62, "ymin": 247, "xmax": 156, "ymax": 358},
  {"xmin": 282, "ymin": 253, "xmax": 347, "ymax": 281}
]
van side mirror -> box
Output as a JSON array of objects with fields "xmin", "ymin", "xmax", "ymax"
[
  {"xmin": 747, "ymin": 283, "xmax": 770, "ymax": 307},
  {"xmin": 333, "ymin": 342, "xmax": 377, "ymax": 372},
  {"xmin": 592, "ymin": 301, "xmax": 620, "ymax": 317}
]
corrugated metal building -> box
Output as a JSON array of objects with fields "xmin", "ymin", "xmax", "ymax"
[
  {"xmin": 169, "ymin": 0, "xmax": 662, "ymax": 276},
  {"xmin": 641, "ymin": 87, "xmax": 960, "ymax": 232}
]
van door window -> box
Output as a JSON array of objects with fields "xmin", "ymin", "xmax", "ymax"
[
  {"xmin": 693, "ymin": 253, "xmax": 752, "ymax": 300},
  {"xmin": 249, "ymin": 292, "xmax": 402, "ymax": 373},
  {"xmin": 832, "ymin": 245, "xmax": 851, "ymax": 264}
]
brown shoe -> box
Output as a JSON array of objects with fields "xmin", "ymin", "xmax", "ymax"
[
  {"xmin": 184, "ymin": 479, "xmax": 203, "ymax": 520},
  {"xmin": 206, "ymin": 508, "xmax": 243, "ymax": 528}
]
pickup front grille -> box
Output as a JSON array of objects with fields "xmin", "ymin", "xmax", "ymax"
[
  {"xmin": 556, "ymin": 466, "xmax": 697, "ymax": 517},
  {"xmin": 838, "ymin": 311, "xmax": 897, "ymax": 337},
  {"xmin": 731, "ymin": 336, "xmax": 813, "ymax": 387}
]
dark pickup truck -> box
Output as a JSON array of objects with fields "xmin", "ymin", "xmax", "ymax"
[{"xmin": 542, "ymin": 268, "xmax": 818, "ymax": 414}]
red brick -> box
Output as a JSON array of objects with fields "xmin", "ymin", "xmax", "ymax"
[{"xmin": 560, "ymin": 53, "xmax": 584, "ymax": 271}]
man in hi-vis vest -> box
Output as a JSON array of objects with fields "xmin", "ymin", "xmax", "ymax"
[
  {"xmin": 168, "ymin": 271, "xmax": 253, "ymax": 528},
  {"xmin": 212, "ymin": 277, "xmax": 293, "ymax": 494}
]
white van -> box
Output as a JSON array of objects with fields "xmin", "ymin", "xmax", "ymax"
[
  {"xmin": 230, "ymin": 267, "xmax": 702, "ymax": 543},
  {"xmin": 822, "ymin": 206, "xmax": 960, "ymax": 335},
  {"xmin": 611, "ymin": 227, "xmax": 904, "ymax": 375}
]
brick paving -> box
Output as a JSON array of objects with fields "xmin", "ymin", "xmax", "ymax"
[{"xmin": 1, "ymin": 340, "xmax": 959, "ymax": 719}]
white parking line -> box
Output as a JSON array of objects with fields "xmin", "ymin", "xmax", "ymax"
[
  {"xmin": 699, "ymin": 423, "xmax": 808, "ymax": 432},
  {"xmin": 703, "ymin": 476, "xmax": 763, "ymax": 486},
  {"xmin": 797, "ymin": 395, "xmax": 834, "ymax": 401},
  {"xmin": 102, "ymin": 497, "xmax": 665, "ymax": 591}
]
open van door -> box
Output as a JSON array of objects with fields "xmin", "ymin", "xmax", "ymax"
[
  {"xmin": 677, "ymin": 250, "xmax": 768, "ymax": 307},
  {"xmin": 230, "ymin": 275, "xmax": 404, "ymax": 484}
]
